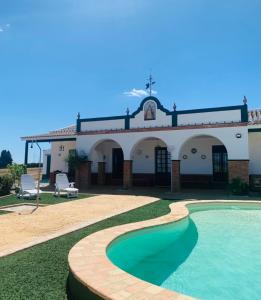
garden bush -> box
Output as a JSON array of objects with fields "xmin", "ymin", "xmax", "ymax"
[
  {"xmin": 0, "ymin": 174, "xmax": 13, "ymax": 196},
  {"xmin": 229, "ymin": 177, "xmax": 249, "ymax": 195},
  {"xmin": 7, "ymin": 163, "xmax": 27, "ymax": 188}
]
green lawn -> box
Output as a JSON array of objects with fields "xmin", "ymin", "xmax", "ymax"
[
  {"xmin": 0, "ymin": 193, "xmax": 93, "ymax": 208},
  {"xmin": 0, "ymin": 199, "xmax": 173, "ymax": 300}
]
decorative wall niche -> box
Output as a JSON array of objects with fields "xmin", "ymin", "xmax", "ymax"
[{"xmin": 144, "ymin": 100, "xmax": 156, "ymax": 121}]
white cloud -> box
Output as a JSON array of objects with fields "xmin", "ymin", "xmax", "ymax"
[
  {"xmin": 123, "ymin": 88, "xmax": 157, "ymax": 98},
  {"xmin": 0, "ymin": 24, "xmax": 10, "ymax": 33}
]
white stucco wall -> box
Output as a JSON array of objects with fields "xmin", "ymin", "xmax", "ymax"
[
  {"xmin": 50, "ymin": 141, "xmax": 76, "ymax": 172},
  {"xmin": 179, "ymin": 137, "xmax": 223, "ymax": 174},
  {"xmin": 177, "ymin": 110, "xmax": 241, "ymax": 126},
  {"xmin": 132, "ymin": 139, "xmax": 166, "ymax": 173},
  {"xmin": 76, "ymin": 125, "xmax": 249, "ymax": 162},
  {"xmin": 249, "ymin": 133, "xmax": 261, "ymax": 175},
  {"xmin": 81, "ymin": 119, "xmax": 125, "ymax": 131}
]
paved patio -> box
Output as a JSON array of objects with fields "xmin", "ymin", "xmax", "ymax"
[{"xmin": 0, "ymin": 194, "xmax": 158, "ymax": 257}]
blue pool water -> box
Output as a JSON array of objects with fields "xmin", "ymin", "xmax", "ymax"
[{"xmin": 107, "ymin": 203, "xmax": 261, "ymax": 300}]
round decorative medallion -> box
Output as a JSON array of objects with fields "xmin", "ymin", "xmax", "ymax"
[
  {"xmin": 183, "ymin": 155, "xmax": 188, "ymax": 159},
  {"xmin": 191, "ymin": 148, "xmax": 197, "ymax": 154},
  {"xmin": 201, "ymin": 154, "xmax": 206, "ymax": 159}
]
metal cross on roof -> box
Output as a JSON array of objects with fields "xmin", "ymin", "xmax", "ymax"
[{"xmin": 145, "ymin": 74, "xmax": 156, "ymax": 96}]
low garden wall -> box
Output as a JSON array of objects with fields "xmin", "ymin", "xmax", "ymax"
[{"xmin": 0, "ymin": 168, "xmax": 43, "ymax": 180}]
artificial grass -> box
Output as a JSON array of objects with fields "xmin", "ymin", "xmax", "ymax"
[
  {"xmin": 0, "ymin": 199, "xmax": 173, "ymax": 300},
  {"xmin": 0, "ymin": 193, "xmax": 92, "ymax": 208}
]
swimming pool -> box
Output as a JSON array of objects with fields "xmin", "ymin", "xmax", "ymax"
[{"xmin": 107, "ymin": 203, "xmax": 261, "ymax": 300}]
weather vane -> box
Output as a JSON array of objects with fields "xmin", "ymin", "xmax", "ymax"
[{"xmin": 145, "ymin": 74, "xmax": 156, "ymax": 96}]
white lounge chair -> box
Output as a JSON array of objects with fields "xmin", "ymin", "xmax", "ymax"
[
  {"xmin": 18, "ymin": 174, "xmax": 42, "ymax": 199},
  {"xmin": 54, "ymin": 173, "xmax": 78, "ymax": 198}
]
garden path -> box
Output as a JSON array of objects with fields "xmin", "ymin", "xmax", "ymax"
[{"xmin": 0, "ymin": 194, "xmax": 158, "ymax": 257}]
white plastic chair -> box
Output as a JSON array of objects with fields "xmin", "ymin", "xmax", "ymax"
[
  {"xmin": 18, "ymin": 174, "xmax": 42, "ymax": 199},
  {"xmin": 54, "ymin": 173, "xmax": 78, "ymax": 198}
]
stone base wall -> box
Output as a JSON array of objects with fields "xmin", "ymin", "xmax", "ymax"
[
  {"xmin": 228, "ymin": 160, "xmax": 249, "ymax": 184},
  {"xmin": 171, "ymin": 160, "xmax": 181, "ymax": 192},
  {"xmin": 50, "ymin": 172, "xmax": 55, "ymax": 185},
  {"xmin": 123, "ymin": 160, "xmax": 133, "ymax": 189},
  {"xmin": 250, "ymin": 175, "xmax": 261, "ymax": 191},
  {"xmin": 75, "ymin": 161, "xmax": 92, "ymax": 189}
]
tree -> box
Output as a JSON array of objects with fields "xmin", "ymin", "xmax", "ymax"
[
  {"xmin": 0, "ymin": 150, "xmax": 13, "ymax": 168},
  {"xmin": 7, "ymin": 163, "xmax": 27, "ymax": 188},
  {"xmin": 65, "ymin": 150, "xmax": 88, "ymax": 180}
]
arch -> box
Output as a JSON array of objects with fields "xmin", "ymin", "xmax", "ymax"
[
  {"xmin": 88, "ymin": 138, "xmax": 124, "ymax": 161},
  {"xmin": 88, "ymin": 138, "xmax": 125, "ymax": 186},
  {"xmin": 130, "ymin": 136, "xmax": 171, "ymax": 186},
  {"xmin": 130, "ymin": 136, "xmax": 169, "ymax": 159},
  {"xmin": 178, "ymin": 134, "xmax": 229, "ymax": 188},
  {"xmin": 178, "ymin": 134, "xmax": 228, "ymax": 159}
]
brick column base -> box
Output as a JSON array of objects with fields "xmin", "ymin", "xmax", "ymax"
[
  {"xmin": 123, "ymin": 160, "xmax": 132, "ymax": 189},
  {"xmin": 50, "ymin": 172, "xmax": 56, "ymax": 185},
  {"xmin": 171, "ymin": 160, "xmax": 181, "ymax": 192},
  {"xmin": 228, "ymin": 160, "xmax": 249, "ymax": 184},
  {"xmin": 75, "ymin": 161, "xmax": 92, "ymax": 189},
  {"xmin": 97, "ymin": 162, "xmax": 106, "ymax": 185}
]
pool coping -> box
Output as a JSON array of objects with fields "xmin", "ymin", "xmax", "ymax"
[{"xmin": 68, "ymin": 200, "xmax": 261, "ymax": 300}]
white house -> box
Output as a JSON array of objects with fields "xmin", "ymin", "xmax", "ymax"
[{"xmin": 21, "ymin": 96, "xmax": 261, "ymax": 191}]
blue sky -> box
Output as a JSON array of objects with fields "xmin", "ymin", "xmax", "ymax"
[{"xmin": 0, "ymin": 0, "xmax": 260, "ymax": 162}]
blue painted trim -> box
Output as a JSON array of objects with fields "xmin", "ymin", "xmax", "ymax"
[
  {"xmin": 24, "ymin": 141, "xmax": 29, "ymax": 165},
  {"xmin": 176, "ymin": 104, "xmax": 248, "ymax": 123},
  {"xmin": 176, "ymin": 105, "xmax": 245, "ymax": 115},
  {"xmin": 78, "ymin": 115, "xmax": 126, "ymax": 132},
  {"xmin": 76, "ymin": 119, "xmax": 81, "ymax": 133},
  {"xmin": 77, "ymin": 97, "xmax": 248, "ymax": 132},
  {"xmin": 241, "ymin": 104, "xmax": 249, "ymax": 122},
  {"xmin": 228, "ymin": 159, "xmax": 250, "ymax": 161},
  {"xmin": 125, "ymin": 116, "xmax": 130, "ymax": 130},
  {"xmin": 25, "ymin": 138, "xmax": 76, "ymax": 143},
  {"xmin": 172, "ymin": 112, "xmax": 177, "ymax": 126},
  {"xmin": 248, "ymin": 128, "xmax": 261, "ymax": 132},
  {"xmin": 79, "ymin": 115, "xmax": 126, "ymax": 122}
]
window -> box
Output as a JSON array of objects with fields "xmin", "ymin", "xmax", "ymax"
[
  {"xmin": 212, "ymin": 145, "xmax": 228, "ymax": 181},
  {"xmin": 155, "ymin": 147, "xmax": 171, "ymax": 173}
]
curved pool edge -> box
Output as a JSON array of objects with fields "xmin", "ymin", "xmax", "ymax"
[{"xmin": 68, "ymin": 200, "xmax": 261, "ymax": 300}]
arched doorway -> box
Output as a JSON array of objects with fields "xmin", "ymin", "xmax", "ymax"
[
  {"xmin": 89, "ymin": 139, "xmax": 124, "ymax": 185},
  {"xmin": 130, "ymin": 137, "xmax": 170, "ymax": 186},
  {"xmin": 178, "ymin": 135, "xmax": 228, "ymax": 189}
]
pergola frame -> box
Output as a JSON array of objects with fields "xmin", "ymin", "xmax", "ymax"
[{"xmin": 24, "ymin": 138, "xmax": 76, "ymax": 165}]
